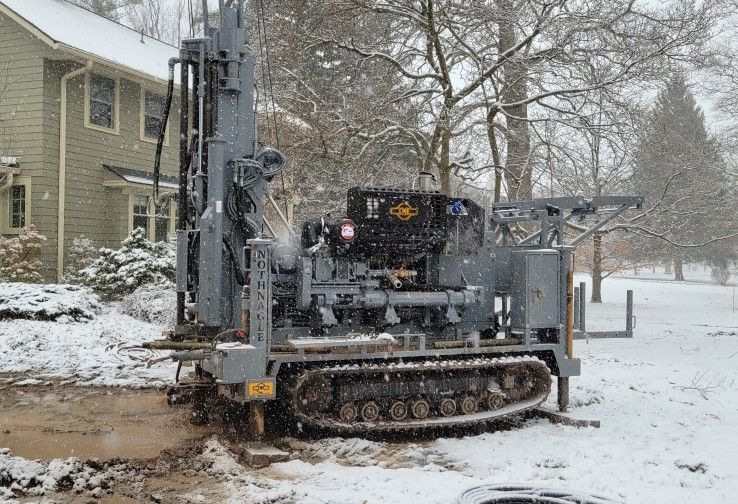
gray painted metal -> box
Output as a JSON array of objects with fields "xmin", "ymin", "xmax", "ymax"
[
  {"xmin": 163, "ymin": 2, "xmax": 638, "ymax": 412},
  {"xmin": 510, "ymin": 250, "xmax": 561, "ymax": 331},
  {"xmin": 579, "ymin": 281, "xmax": 586, "ymax": 332}
]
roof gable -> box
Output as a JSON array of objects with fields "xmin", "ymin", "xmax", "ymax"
[{"xmin": 0, "ymin": 0, "xmax": 178, "ymax": 81}]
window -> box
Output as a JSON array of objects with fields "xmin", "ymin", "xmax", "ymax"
[
  {"xmin": 10, "ymin": 185, "xmax": 25, "ymax": 228},
  {"xmin": 129, "ymin": 194, "xmax": 172, "ymax": 242},
  {"xmin": 132, "ymin": 195, "xmax": 149, "ymax": 234},
  {"xmin": 143, "ymin": 91, "xmax": 167, "ymax": 140},
  {"xmin": 154, "ymin": 200, "xmax": 170, "ymax": 242},
  {"xmin": 87, "ymin": 73, "xmax": 118, "ymax": 132},
  {"xmin": 1, "ymin": 176, "xmax": 31, "ymax": 233}
]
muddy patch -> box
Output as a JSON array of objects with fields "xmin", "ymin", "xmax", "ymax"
[{"xmin": 0, "ymin": 382, "xmax": 210, "ymax": 460}]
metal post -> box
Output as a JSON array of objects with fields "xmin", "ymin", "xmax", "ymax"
[
  {"xmin": 565, "ymin": 257, "xmax": 574, "ymax": 359},
  {"xmin": 573, "ymin": 286, "xmax": 580, "ymax": 329},
  {"xmin": 558, "ymin": 376, "xmax": 569, "ymax": 412},
  {"xmin": 579, "ymin": 281, "xmax": 586, "ymax": 333},
  {"xmin": 176, "ymin": 59, "xmax": 189, "ymax": 326},
  {"xmin": 626, "ymin": 289, "xmax": 633, "ymax": 337}
]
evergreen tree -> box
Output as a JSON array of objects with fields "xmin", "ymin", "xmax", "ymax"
[{"xmin": 632, "ymin": 74, "xmax": 735, "ymax": 281}]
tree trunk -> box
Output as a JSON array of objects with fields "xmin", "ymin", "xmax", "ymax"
[
  {"xmin": 591, "ymin": 233, "xmax": 603, "ymax": 303},
  {"xmin": 497, "ymin": 0, "xmax": 531, "ymax": 200},
  {"xmin": 486, "ymin": 107, "xmax": 503, "ymax": 203},
  {"xmin": 664, "ymin": 261, "xmax": 672, "ymax": 274},
  {"xmin": 439, "ymin": 117, "xmax": 452, "ymax": 194},
  {"xmin": 674, "ymin": 257, "xmax": 685, "ymax": 281}
]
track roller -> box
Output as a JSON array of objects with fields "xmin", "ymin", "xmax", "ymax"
[
  {"xmin": 487, "ymin": 392, "xmax": 505, "ymax": 411},
  {"xmin": 389, "ymin": 400, "xmax": 408, "ymax": 421},
  {"xmin": 439, "ymin": 397, "xmax": 457, "ymax": 417},
  {"xmin": 458, "ymin": 394, "xmax": 478, "ymax": 415},
  {"xmin": 361, "ymin": 401, "xmax": 380, "ymax": 422},
  {"xmin": 339, "ymin": 402, "xmax": 358, "ymax": 423},
  {"xmin": 410, "ymin": 398, "xmax": 430, "ymax": 419}
]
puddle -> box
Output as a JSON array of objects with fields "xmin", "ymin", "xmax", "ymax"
[{"xmin": 0, "ymin": 383, "xmax": 210, "ymax": 460}]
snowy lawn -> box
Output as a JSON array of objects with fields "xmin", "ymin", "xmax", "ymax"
[{"xmin": 0, "ymin": 283, "xmax": 176, "ymax": 387}]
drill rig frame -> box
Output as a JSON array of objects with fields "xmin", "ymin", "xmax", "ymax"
[{"xmin": 149, "ymin": 1, "xmax": 643, "ymax": 436}]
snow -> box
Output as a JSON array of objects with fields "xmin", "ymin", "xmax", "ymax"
[
  {"xmin": 0, "ymin": 448, "xmax": 128, "ymax": 500},
  {"xmin": 0, "ymin": 155, "xmax": 18, "ymax": 167},
  {"xmin": 119, "ymin": 283, "xmax": 176, "ymax": 328},
  {"xmin": 1, "ymin": 0, "xmax": 178, "ymax": 82},
  {"xmin": 0, "ymin": 283, "xmax": 100, "ymax": 321},
  {"xmin": 0, "ymin": 303, "xmax": 176, "ymax": 387}
]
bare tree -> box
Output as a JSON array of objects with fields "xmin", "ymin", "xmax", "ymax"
[{"xmin": 310, "ymin": 0, "xmax": 728, "ymax": 201}]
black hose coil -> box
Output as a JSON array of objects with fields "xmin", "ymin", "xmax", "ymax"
[{"xmin": 456, "ymin": 485, "xmax": 622, "ymax": 504}]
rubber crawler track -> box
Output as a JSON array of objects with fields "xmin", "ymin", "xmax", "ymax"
[{"xmin": 289, "ymin": 355, "xmax": 551, "ymax": 433}]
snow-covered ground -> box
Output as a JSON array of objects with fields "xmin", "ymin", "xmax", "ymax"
[
  {"xmin": 1, "ymin": 275, "xmax": 736, "ymax": 503},
  {"xmin": 0, "ymin": 284, "xmax": 176, "ymax": 387}
]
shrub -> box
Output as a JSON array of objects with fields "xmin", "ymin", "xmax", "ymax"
[
  {"xmin": 0, "ymin": 225, "xmax": 47, "ymax": 283},
  {"xmin": 120, "ymin": 283, "xmax": 175, "ymax": 326},
  {"xmin": 0, "ymin": 283, "xmax": 100, "ymax": 321},
  {"xmin": 82, "ymin": 228, "xmax": 175, "ymax": 298},
  {"xmin": 63, "ymin": 236, "xmax": 97, "ymax": 284},
  {"xmin": 711, "ymin": 265, "xmax": 731, "ymax": 286}
]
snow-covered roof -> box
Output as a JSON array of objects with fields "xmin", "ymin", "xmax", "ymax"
[
  {"xmin": 104, "ymin": 165, "xmax": 178, "ymax": 189},
  {"xmin": 0, "ymin": 0, "xmax": 178, "ymax": 82},
  {"xmin": 0, "ymin": 155, "xmax": 18, "ymax": 167}
]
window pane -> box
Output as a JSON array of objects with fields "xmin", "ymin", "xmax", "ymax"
[
  {"xmin": 155, "ymin": 217, "xmax": 169, "ymax": 242},
  {"xmin": 145, "ymin": 91, "xmax": 166, "ymax": 117},
  {"xmin": 144, "ymin": 91, "xmax": 166, "ymax": 139},
  {"xmin": 10, "ymin": 185, "xmax": 25, "ymax": 228},
  {"xmin": 90, "ymin": 101, "xmax": 112, "ymax": 128},
  {"xmin": 133, "ymin": 195, "xmax": 149, "ymax": 215},
  {"xmin": 89, "ymin": 74, "xmax": 115, "ymax": 128},
  {"xmin": 91, "ymin": 74, "xmax": 114, "ymax": 103},
  {"xmin": 144, "ymin": 115, "xmax": 163, "ymax": 139},
  {"xmin": 133, "ymin": 215, "xmax": 148, "ymax": 233}
]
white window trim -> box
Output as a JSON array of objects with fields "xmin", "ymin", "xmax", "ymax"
[
  {"xmin": 84, "ymin": 72, "xmax": 121, "ymax": 135},
  {"xmin": 127, "ymin": 191, "xmax": 176, "ymax": 241},
  {"xmin": 0, "ymin": 175, "xmax": 31, "ymax": 234},
  {"xmin": 140, "ymin": 87, "xmax": 170, "ymax": 145}
]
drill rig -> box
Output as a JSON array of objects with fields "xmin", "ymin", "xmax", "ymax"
[{"xmin": 148, "ymin": 1, "xmax": 642, "ymax": 435}]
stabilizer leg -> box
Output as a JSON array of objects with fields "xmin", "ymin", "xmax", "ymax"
[
  {"xmin": 557, "ymin": 376, "xmax": 569, "ymax": 412},
  {"xmin": 249, "ymin": 401, "xmax": 266, "ymax": 439}
]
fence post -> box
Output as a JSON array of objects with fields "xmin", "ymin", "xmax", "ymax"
[{"xmin": 626, "ymin": 290, "xmax": 634, "ymax": 337}]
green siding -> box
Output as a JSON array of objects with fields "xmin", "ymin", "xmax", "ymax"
[
  {"xmin": 0, "ymin": 12, "xmax": 50, "ymax": 274},
  {"xmin": 1, "ymin": 11, "xmax": 180, "ymax": 281}
]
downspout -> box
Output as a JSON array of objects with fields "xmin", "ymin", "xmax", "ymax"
[{"xmin": 57, "ymin": 60, "xmax": 92, "ymax": 281}]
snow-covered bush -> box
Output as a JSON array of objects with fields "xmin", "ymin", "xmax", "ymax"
[
  {"xmin": 0, "ymin": 283, "xmax": 100, "ymax": 321},
  {"xmin": 120, "ymin": 283, "xmax": 176, "ymax": 326},
  {"xmin": 711, "ymin": 266, "xmax": 730, "ymax": 286},
  {"xmin": 82, "ymin": 228, "xmax": 175, "ymax": 298},
  {"xmin": 63, "ymin": 236, "xmax": 97, "ymax": 284},
  {"xmin": 0, "ymin": 225, "xmax": 47, "ymax": 283}
]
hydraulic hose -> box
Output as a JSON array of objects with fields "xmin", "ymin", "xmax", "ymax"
[{"xmin": 153, "ymin": 57, "xmax": 178, "ymax": 207}]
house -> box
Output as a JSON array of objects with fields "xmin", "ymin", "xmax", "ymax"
[{"xmin": 0, "ymin": 0, "xmax": 180, "ymax": 281}]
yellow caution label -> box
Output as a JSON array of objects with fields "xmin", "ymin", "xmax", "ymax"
[{"xmin": 247, "ymin": 380, "xmax": 275, "ymax": 398}]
